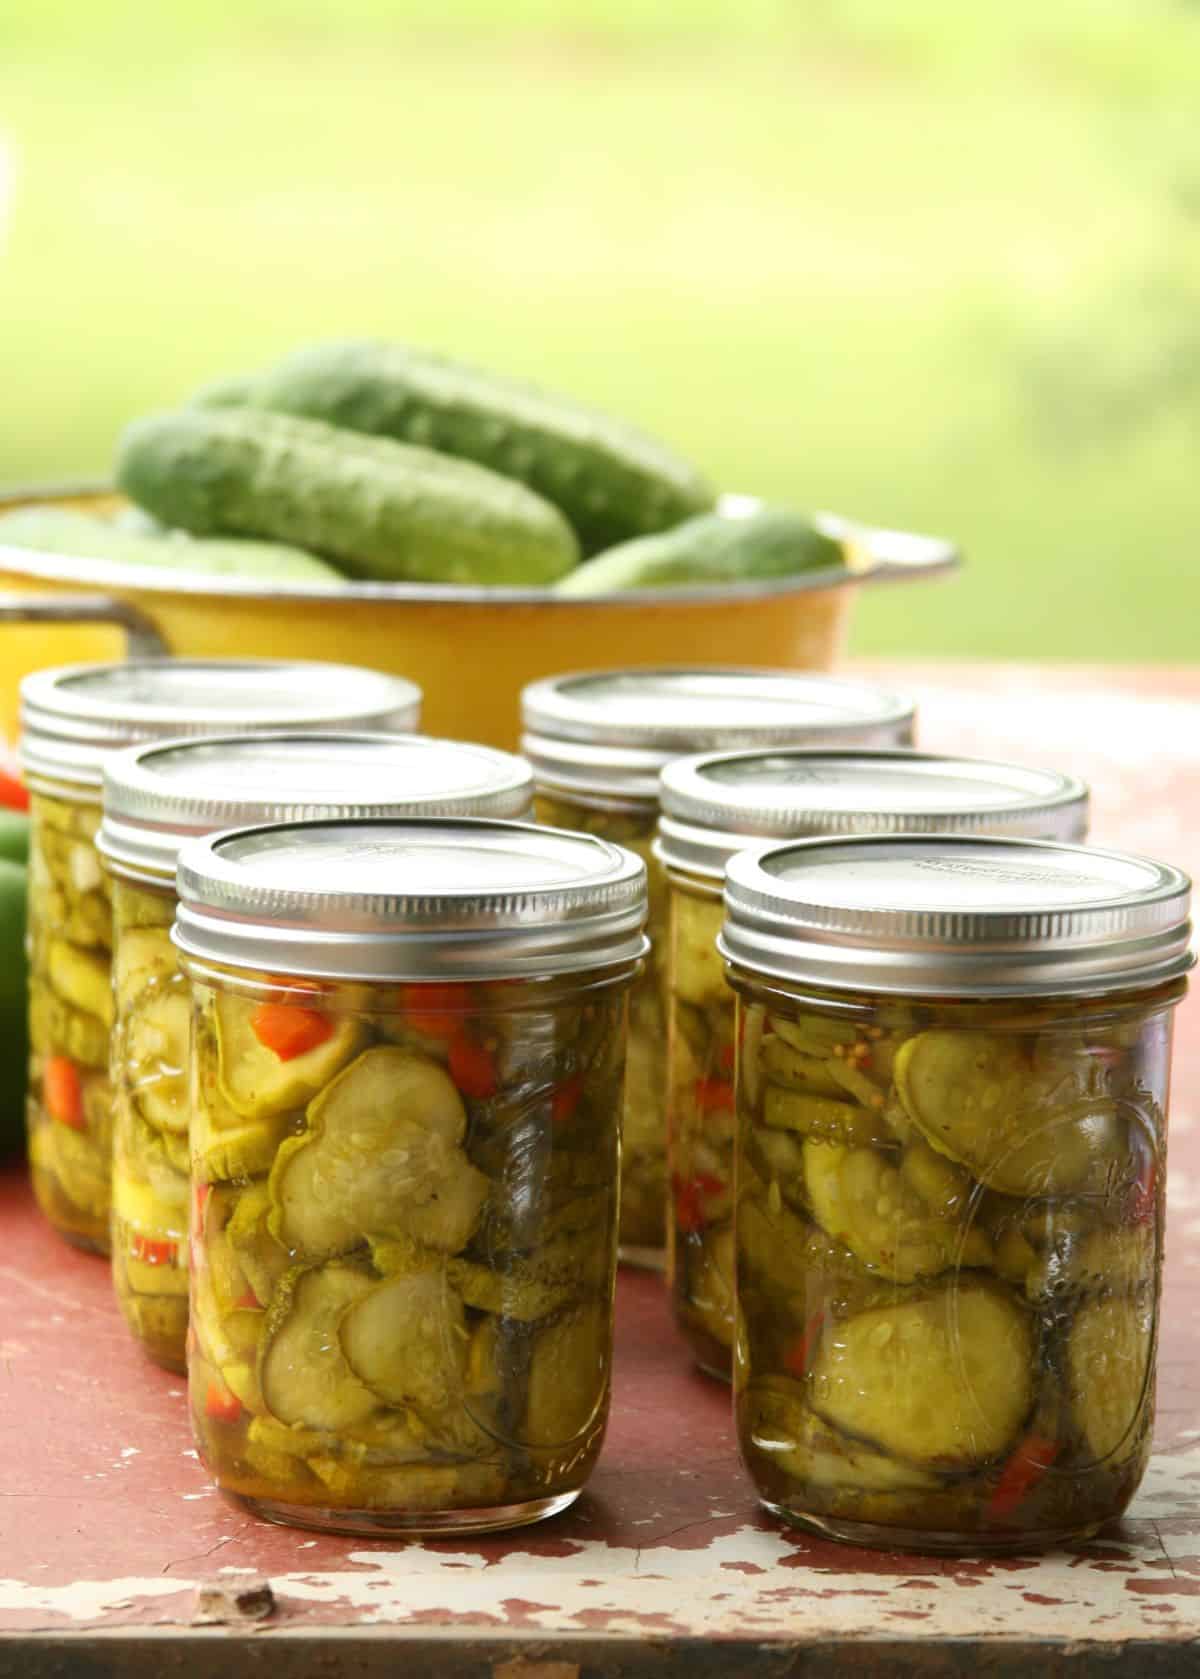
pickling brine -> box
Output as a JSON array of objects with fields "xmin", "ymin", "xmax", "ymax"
[
  {"xmin": 666, "ymin": 878, "xmax": 735, "ymax": 1375},
  {"xmin": 535, "ymin": 792, "xmax": 669, "ymax": 1258},
  {"xmin": 732, "ymin": 981, "xmax": 1177, "ymax": 1549},
  {"xmin": 26, "ymin": 787, "xmax": 114, "ymax": 1251},
  {"xmin": 720, "ymin": 832, "xmax": 1190, "ymax": 1552},
  {"xmin": 109, "ymin": 876, "xmax": 191, "ymax": 1367},
  {"xmin": 186, "ymin": 966, "xmax": 625, "ymax": 1530}
]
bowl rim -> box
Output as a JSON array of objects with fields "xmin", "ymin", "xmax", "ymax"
[{"xmin": 0, "ymin": 483, "xmax": 961, "ymax": 608}]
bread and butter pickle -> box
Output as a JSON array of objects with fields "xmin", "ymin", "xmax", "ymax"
[
  {"xmin": 173, "ymin": 817, "xmax": 646, "ymax": 1535},
  {"xmin": 721, "ymin": 833, "xmax": 1190, "ymax": 1552}
]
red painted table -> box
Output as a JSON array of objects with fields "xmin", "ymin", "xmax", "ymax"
[{"xmin": 2, "ymin": 664, "xmax": 1198, "ymax": 1677}]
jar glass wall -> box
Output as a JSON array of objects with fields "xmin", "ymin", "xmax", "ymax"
[
  {"xmin": 730, "ymin": 972, "xmax": 1183, "ymax": 1553},
  {"xmin": 109, "ymin": 874, "xmax": 189, "ymax": 1368},
  {"xmin": 183, "ymin": 961, "xmax": 631, "ymax": 1536},
  {"xmin": 535, "ymin": 791, "xmax": 668, "ymax": 1260},
  {"xmin": 26, "ymin": 781, "xmax": 113, "ymax": 1252},
  {"xmin": 666, "ymin": 872, "xmax": 736, "ymax": 1374}
]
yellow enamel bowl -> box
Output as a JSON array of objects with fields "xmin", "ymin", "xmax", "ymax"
[{"xmin": 0, "ymin": 487, "xmax": 959, "ymax": 750}]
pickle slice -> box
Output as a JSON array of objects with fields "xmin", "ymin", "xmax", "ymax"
[
  {"xmin": 29, "ymin": 1121, "xmax": 109, "ymax": 1219},
  {"xmin": 1068, "ymin": 1291, "xmax": 1153, "ymax": 1465},
  {"xmin": 761, "ymin": 1035, "xmax": 845, "ymax": 1099},
  {"xmin": 764, "ymin": 1086, "xmax": 891, "ymax": 1149},
  {"xmin": 340, "ymin": 1270, "xmax": 466, "ymax": 1417},
  {"xmin": 804, "ymin": 1139, "xmax": 991, "ymax": 1284},
  {"xmin": 523, "ymin": 1303, "xmax": 607, "ymax": 1449},
  {"xmin": 269, "ymin": 1046, "xmax": 488, "ymax": 1260},
  {"xmin": 227, "ymin": 1182, "xmax": 292, "ymax": 1305},
  {"xmin": 260, "ymin": 1264, "xmax": 379, "ymax": 1431},
  {"xmin": 47, "ymin": 939, "xmax": 114, "ymax": 1027},
  {"xmin": 215, "ymin": 992, "xmax": 365, "ymax": 1120},
  {"xmin": 448, "ymin": 1255, "xmax": 576, "ymax": 1323},
  {"xmin": 114, "ymin": 927, "xmax": 176, "ymax": 1013},
  {"xmin": 810, "ymin": 1285, "xmax": 1034, "ymax": 1467},
  {"xmin": 895, "ymin": 1030, "xmax": 1121, "ymax": 1197},
  {"xmin": 126, "ymin": 990, "xmax": 190, "ymax": 1134},
  {"xmin": 743, "ymin": 1379, "xmax": 940, "ymax": 1492}
]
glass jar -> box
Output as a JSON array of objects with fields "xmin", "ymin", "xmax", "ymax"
[
  {"xmin": 173, "ymin": 816, "xmax": 647, "ymax": 1536},
  {"xmin": 99, "ymin": 733, "xmax": 530, "ymax": 1371},
  {"xmin": 658, "ymin": 749, "xmax": 1090, "ymax": 1378},
  {"xmin": 19, "ymin": 658, "xmax": 420, "ymax": 1253},
  {"xmin": 522, "ymin": 669, "xmax": 915, "ymax": 1265},
  {"xmin": 721, "ymin": 833, "xmax": 1192, "ymax": 1553}
]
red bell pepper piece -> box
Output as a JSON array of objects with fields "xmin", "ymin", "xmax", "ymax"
[
  {"xmin": 399, "ymin": 981, "xmax": 473, "ymax": 1042},
  {"xmin": 251, "ymin": 1001, "xmax": 335, "ymax": 1061},
  {"xmin": 204, "ymin": 1378, "xmax": 243, "ymax": 1425},
  {"xmin": 551, "ymin": 1073, "xmax": 584, "ymax": 1125},
  {"xmin": 131, "ymin": 1232, "xmax": 178, "ymax": 1268},
  {"xmin": 0, "ymin": 767, "xmax": 29, "ymax": 812},
  {"xmin": 449, "ymin": 1033, "xmax": 497, "ymax": 1100},
  {"xmin": 44, "ymin": 1056, "xmax": 84, "ymax": 1129},
  {"xmin": 673, "ymin": 1172, "xmax": 726, "ymax": 1233},
  {"xmin": 1126, "ymin": 1154, "xmax": 1158, "ymax": 1227},
  {"xmin": 783, "ymin": 1309, "xmax": 827, "ymax": 1380},
  {"xmin": 694, "ymin": 1077, "xmax": 735, "ymax": 1114},
  {"xmin": 988, "ymin": 1432, "xmax": 1060, "ymax": 1519}
]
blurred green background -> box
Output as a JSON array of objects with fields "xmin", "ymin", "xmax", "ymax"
[{"xmin": 2, "ymin": 0, "xmax": 1198, "ymax": 658}]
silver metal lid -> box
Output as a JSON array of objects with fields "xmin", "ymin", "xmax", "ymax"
[
  {"xmin": 19, "ymin": 659, "xmax": 422, "ymax": 791},
  {"xmin": 99, "ymin": 733, "xmax": 534, "ymax": 884},
  {"xmin": 174, "ymin": 817, "xmax": 648, "ymax": 982},
  {"xmin": 658, "ymin": 750, "xmax": 1090, "ymax": 880},
  {"xmin": 520, "ymin": 668, "xmax": 916, "ymax": 804},
  {"xmin": 719, "ymin": 834, "xmax": 1193, "ymax": 998}
]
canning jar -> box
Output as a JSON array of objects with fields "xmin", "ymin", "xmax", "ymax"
[
  {"xmin": 658, "ymin": 749, "xmax": 1090, "ymax": 1378},
  {"xmin": 521, "ymin": 669, "xmax": 915, "ymax": 1264},
  {"xmin": 98, "ymin": 733, "xmax": 530, "ymax": 1371},
  {"xmin": 721, "ymin": 833, "xmax": 1192, "ymax": 1553},
  {"xmin": 19, "ymin": 659, "xmax": 420, "ymax": 1252},
  {"xmin": 173, "ymin": 816, "xmax": 647, "ymax": 1536}
]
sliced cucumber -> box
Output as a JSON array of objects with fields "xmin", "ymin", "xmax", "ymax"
[
  {"xmin": 215, "ymin": 991, "xmax": 364, "ymax": 1120},
  {"xmin": 810, "ymin": 1285, "xmax": 1034, "ymax": 1468},
  {"xmin": 259, "ymin": 1263, "xmax": 378, "ymax": 1431},
  {"xmin": 269, "ymin": 1046, "xmax": 488, "ymax": 1260}
]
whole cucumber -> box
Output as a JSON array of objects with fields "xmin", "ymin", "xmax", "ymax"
[
  {"xmin": 554, "ymin": 508, "xmax": 846, "ymax": 595},
  {"xmin": 0, "ymin": 505, "xmax": 341, "ymax": 582},
  {"xmin": 116, "ymin": 408, "xmax": 580, "ymax": 586},
  {"xmin": 251, "ymin": 339, "xmax": 714, "ymax": 555}
]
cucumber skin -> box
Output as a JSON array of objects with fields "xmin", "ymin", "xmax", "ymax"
[
  {"xmin": 251, "ymin": 339, "xmax": 714, "ymax": 556},
  {"xmin": 116, "ymin": 408, "xmax": 580, "ymax": 586},
  {"xmin": 554, "ymin": 508, "xmax": 847, "ymax": 596},
  {"xmin": 0, "ymin": 506, "xmax": 340, "ymax": 582}
]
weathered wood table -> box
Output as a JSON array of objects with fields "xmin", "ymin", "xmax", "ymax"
[{"xmin": 2, "ymin": 663, "xmax": 1198, "ymax": 1676}]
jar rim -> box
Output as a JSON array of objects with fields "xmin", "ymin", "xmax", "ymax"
[
  {"xmin": 173, "ymin": 815, "xmax": 650, "ymax": 982},
  {"xmin": 719, "ymin": 832, "xmax": 1193, "ymax": 998}
]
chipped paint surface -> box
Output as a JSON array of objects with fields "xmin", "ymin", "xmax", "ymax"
[
  {"xmin": 2, "ymin": 1444, "xmax": 1199, "ymax": 1638},
  {"xmin": 3, "ymin": 667, "xmax": 1199, "ymax": 1657}
]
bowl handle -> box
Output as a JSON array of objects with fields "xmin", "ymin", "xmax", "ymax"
[
  {"xmin": 816, "ymin": 515, "xmax": 962, "ymax": 583},
  {"xmin": 0, "ymin": 591, "xmax": 170, "ymax": 658}
]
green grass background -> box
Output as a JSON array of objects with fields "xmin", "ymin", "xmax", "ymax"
[{"xmin": 2, "ymin": 0, "xmax": 1198, "ymax": 658}]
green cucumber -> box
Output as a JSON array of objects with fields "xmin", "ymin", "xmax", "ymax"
[
  {"xmin": 117, "ymin": 408, "xmax": 580, "ymax": 586},
  {"xmin": 0, "ymin": 506, "xmax": 340, "ymax": 582},
  {"xmin": 555, "ymin": 508, "xmax": 846, "ymax": 596},
  {"xmin": 251, "ymin": 339, "xmax": 713, "ymax": 555}
]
